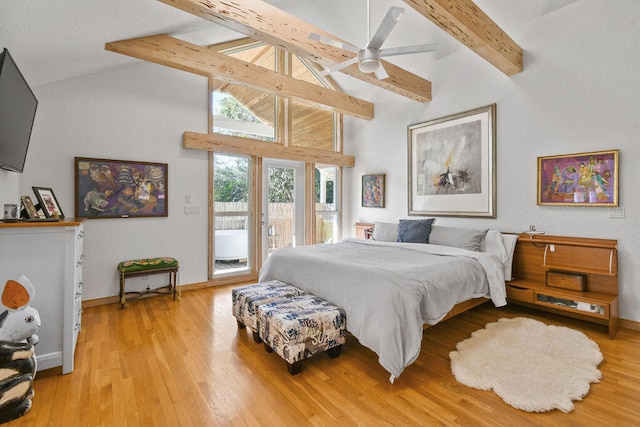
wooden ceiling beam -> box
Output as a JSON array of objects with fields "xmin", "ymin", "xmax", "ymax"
[
  {"xmin": 402, "ymin": 0, "xmax": 523, "ymax": 75},
  {"xmin": 105, "ymin": 35, "xmax": 374, "ymax": 120},
  {"xmin": 183, "ymin": 131, "xmax": 355, "ymax": 167},
  {"xmin": 157, "ymin": 0, "xmax": 432, "ymax": 102}
]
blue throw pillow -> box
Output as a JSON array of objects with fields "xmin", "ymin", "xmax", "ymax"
[{"xmin": 396, "ymin": 218, "xmax": 435, "ymax": 243}]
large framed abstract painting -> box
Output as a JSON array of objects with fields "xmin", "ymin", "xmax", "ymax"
[
  {"xmin": 537, "ymin": 149, "xmax": 618, "ymax": 207},
  {"xmin": 74, "ymin": 157, "xmax": 168, "ymax": 218},
  {"xmin": 408, "ymin": 104, "xmax": 496, "ymax": 217}
]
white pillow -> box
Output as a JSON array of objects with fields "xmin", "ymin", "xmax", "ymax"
[
  {"xmin": 481, "ymin": 230, "xmax": 508, "ymax": 264},
  {"xmin": 501, "ymin": 234, "xmax": 519, "ymax": 281},
  {"xmin": 372, "ymin": 222, "xmax": 398, "ymax": 242},
  {"xmin": 481, "ymin": 231, "xmax": 518, "ymax": 281},
  {"xmin": 429, "ymin": 225, "xmax": 488, "ymax": 252}
]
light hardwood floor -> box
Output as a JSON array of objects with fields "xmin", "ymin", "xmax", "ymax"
[{"xmin": 8, "ymin": 284, "xmax": 640, "ymax": 426}]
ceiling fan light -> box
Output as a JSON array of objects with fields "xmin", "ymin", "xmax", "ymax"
[
  {"xmin": 359, "ymin": 58, "xmax": 380, "ymax": 73},
  {"xmin": 358, "ymin": 48, "xmax": 381, "ymax": 73}
]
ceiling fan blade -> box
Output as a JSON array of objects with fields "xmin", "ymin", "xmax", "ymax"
[
  {"xmin": 367, "ymin": 6, "xmax": 405, "ymax": 50},
  {"xmin": 379, "ymin": 43, "xmax": 438, "ymax": 58},
  {"xmin": 373, "ymin": 64, "xmax": 389, "ymax": 80},
  {"xmin": 319, "ymin": 55, "xmax": 361, "ymax": 76},
  {"xmin": 309, "ymin": 33, "xmax": 361, "ymax": 54}
]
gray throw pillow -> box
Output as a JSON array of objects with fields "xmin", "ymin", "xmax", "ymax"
[
  {"xmin": 429, "ymin": 225, "xmax": 488, "ymax": 251},
  {"xmin": 396, "ymin": 219, "xmax": 435, "ymax": 243},
  {"xmin": 372, "ymin": 222, "xmax": 398, "ymax": 242}
]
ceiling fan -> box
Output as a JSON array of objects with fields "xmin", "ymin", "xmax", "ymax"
[{"xmin": 309, "ymin": 4, "xmax": 437, "ymax": 79}]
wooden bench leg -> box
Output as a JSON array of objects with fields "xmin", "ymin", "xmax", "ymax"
[
  {"xmin": 120, "ymin": 272, "xmax": 128, "ymax": 309},
  {"xmin": 171, "ymin": 270, "xmax": 181, "ymax": 301},
  {"xmin": 327, "ymin": 344, "xmax": 343, "ymax": 359},
  {"xmin": 287, "ymin": 360, "xmax": 303, "ymax": 375}
]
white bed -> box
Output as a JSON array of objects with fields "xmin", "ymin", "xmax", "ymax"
[{"xmin": 258, "ymin": 226, "xmax": 517, "ymax": 382}]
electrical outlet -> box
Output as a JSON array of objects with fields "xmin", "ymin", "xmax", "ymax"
[
  {"xmin": 608, "ymin": 207, "xmax": 625, "ymax": 218},
  {"xmin": 183, "ymin": 206, "xmax": 200, "ymax": 215}
]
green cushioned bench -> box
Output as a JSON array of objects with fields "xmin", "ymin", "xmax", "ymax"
[{"xmin": 117, "ymin": 257, "xmax": 180, "ymax": 308}]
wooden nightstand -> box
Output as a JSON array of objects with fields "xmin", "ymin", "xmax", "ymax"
[
  {"xmin": 507, "ymin": 234, "xmax": 618, "ymax": 338},
  {"xmin": 354, "ymin": 222, "xmax": 374, "ymax": 239}
]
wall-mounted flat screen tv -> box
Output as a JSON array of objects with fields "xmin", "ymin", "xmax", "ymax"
[{"xmin": 0, "ymin": 48, "xmax": 38, "ymax": 173}]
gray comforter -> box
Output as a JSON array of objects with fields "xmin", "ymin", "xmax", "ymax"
[{"xmin": 258, "ymin": 238, "xmax": 506, "ymax": 382}]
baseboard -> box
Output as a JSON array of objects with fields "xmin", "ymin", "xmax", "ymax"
[
  {"xmin": 620, "ymin": 318, "xmax": 640, "ymax": 331},
  {"xmin": 36, "ymin": 351, "xmax": 62, "ymax": 371},
  {"xmin": 81, "ymin": 278, "xmax": 256, "ymax": 309},
  {"xmin": 82, "ymin": 295, "xmax": 121, "ymax": 308}
]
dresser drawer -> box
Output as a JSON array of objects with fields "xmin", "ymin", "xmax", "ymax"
[{"xmin": 506, "ymin": 284, "xmax": 534, "ymax": 303}]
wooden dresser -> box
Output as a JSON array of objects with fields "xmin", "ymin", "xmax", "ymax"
[
  {"xmin": 0, "ymin": 220, "xmax": 85, "ymax": 373},
  {"xmin": 507, "ymin": 233, "xmax": 618, "ymax": 338}
]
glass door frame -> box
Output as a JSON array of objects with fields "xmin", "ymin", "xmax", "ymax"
[
  {"xmin": 261, "ymin": 158, "xmax": 305, "ymax": 264},
  {"xmin": 210, "ymin": 152, "xmax": 258, "ymax": 283}
]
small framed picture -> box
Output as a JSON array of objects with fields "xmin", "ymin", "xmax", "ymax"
[
  {"xmin": 362, "ymin": 174, "xmax": 385, "ymax": 208},
  {"xmin": 32, "ymin": 186, "xmax": 64, "ymax": 218},
  {"xmin": 20, "ymin": 195, "xmax": 39, "ymax": 219}
]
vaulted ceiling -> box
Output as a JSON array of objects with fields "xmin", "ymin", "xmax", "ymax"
[
  {"xmin": 108, "ymin": 0, "xmax": 522, "ymax": 107},
  {"xmin": 2, "ymin": 1, "xmax": 579, "ymax": 96}
]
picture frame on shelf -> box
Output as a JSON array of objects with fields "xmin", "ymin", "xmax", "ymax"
[
  {"xmin": 362, "ymin": 174, "xmax": 385, "ymax": 208},
  {"xmin": 408, "ymin": 104, "xmax": 496, "ymax": 217},
  {"xmin": 20, "ymin": 195, "xmax": 39, "ymax": 219},
  {"xmin": 32, "ymin": 186, "xmax": 64, "ymax": 218},
  {"xmin": 74, "ymin": 157, "xmax": 168, "ymax": 219},
  {"xmin": 537, "ymin": 149, "xmax": 619, "ymax": 207}
]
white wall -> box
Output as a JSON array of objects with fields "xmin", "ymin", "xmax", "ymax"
[
  {"xmin": 343, "ymin": 0, "xmax": 640, "ymax": 322},
  {"xmin": 0, "ymin": 169, "xmax": 20, "ymax": 209},
  {"xmin": 9, "ymin": 62, "xmax": 209, "ymax": 300}
]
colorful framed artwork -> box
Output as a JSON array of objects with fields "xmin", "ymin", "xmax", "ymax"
[
  {"xmin": 362, "ymin": 174, "xmax": 385, "ymax": 208},
  {"xmin": 32, "ymin": 186, "xmax": 64, "ymax": 218},
  {"xmin": 74, "ymin": 157, "xmax": 168, "ymax": 218},
  {"xmin": 537, "ymin": 149, "xmax": 618, "ymax": 206},
  {"xmin": 408, "ymin": 104, "xmax": 496, "ymax": 217}
]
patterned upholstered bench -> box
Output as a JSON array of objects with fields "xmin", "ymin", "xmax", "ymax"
[
  {"xmin": 232, "ymin": 280, "xmax": 307, "ymax": 343},
  {"xmin": 117, "ymin": 257, "xmax": 179, "ymax": 308},
  {"xmin": 257, "ymin": 294, "xmax": 347, "ymax": 375}
]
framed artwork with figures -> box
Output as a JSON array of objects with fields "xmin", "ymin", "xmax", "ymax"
[
  {"xmin": 537, "ymin": 149, "xmax": 618, "ymax": 207},
  {"xmin": 74, "ymin": 157, "xmax": 168, "ymax": 219},
  {"xmin": 362, "ymin": 174, "xmax": 385, "ymax": 208}
]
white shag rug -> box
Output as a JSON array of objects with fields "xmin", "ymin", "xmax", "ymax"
[{"xmin": 449, "ymin": 317, "xmax": 603, "ymax": 413}]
